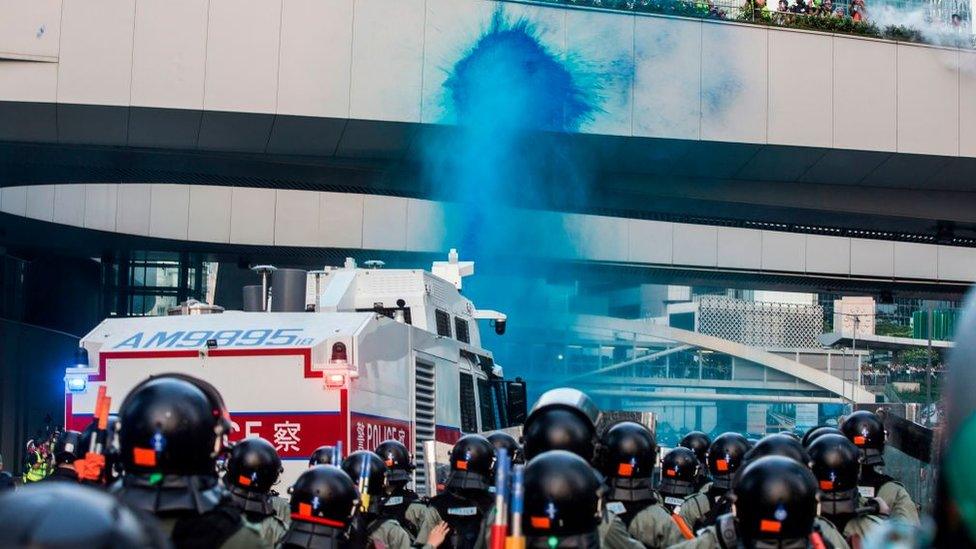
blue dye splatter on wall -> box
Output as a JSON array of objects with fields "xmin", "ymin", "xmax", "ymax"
[
  {"xmin": 423, "ymin": 11, "xmax": 600, "ymax": 262},
  {"xmin": 446, "ymin": 14, "xmax": 596, "ymax": 133}
]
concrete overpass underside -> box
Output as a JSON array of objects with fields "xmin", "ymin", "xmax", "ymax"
[
  {"xmin": 2, "ymin": 112, "xmax": 976, "ymax": 242},
  {"xmin": 3, "ymin": 0, "xmax": 976, "ymax": 297}
]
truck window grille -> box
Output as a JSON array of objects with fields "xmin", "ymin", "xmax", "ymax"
[{"xmin": 414, "ymin": 360, "xmax": 436, "ymax": 495}]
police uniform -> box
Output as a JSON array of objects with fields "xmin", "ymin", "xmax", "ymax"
[
  {"xmin": 271, "ymin": 494, "xmax": 291, "ymax": 526},
  {"xmin": 616, "ymin": 504, "xmax": 682, "ymax": 548},
  {"xmin": 223, "ymin": 437, "xmax": 290, "ymax": 546},
  {"xmin": 840, "ymin": 411, "xmax": 919, "ymax": 527},
  {"xmin": 669, "ymin": 520, "xmax": 848, "ymax": 549},
  {"xmin": 280, "ymin": 465, "xmax": 359, "ymax": 549},
  {"xmin": 361, "ymin": 515, "xmax": 422, "ymax": 549},
  {"xmin": 112, "ymin": 375, "xmax": 265, "ymax": 549},
  {"xmin": 343, "ymin": 450, "xmax": 423, "ymax": 549},
  {"xmin": 678, "ymin": 485, "xmax": 731, "ymax": 533},
  {"xmin": 417, "ymin": 488, "xmax": 492, "ymax": 549},
  {"xmin": 672, "ymin": 457, "xmax": 831, "ymax": 549},
  {"xmin": 375, "ymin": 439, "xmax": 428, "ymax": 541},
  {"xmin": 859, "ymin": 469, "xmax": 919, "ymax": 525},
  {"xmin": 598, "ymin": 422, "xmax": 683, "ymax": 549},
  {"xmin": 381, "ymin": 486, "xmax": 428, "ymax": 538}
]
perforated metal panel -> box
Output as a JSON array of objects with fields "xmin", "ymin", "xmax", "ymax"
[{"xmin": 697, "ymin": 295, "xmax": 824, "ymax": 348}]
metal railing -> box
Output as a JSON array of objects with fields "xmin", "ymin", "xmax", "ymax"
[{"xmin": 525, "ymin": 0, "xmax": 976, "ymax": 47}]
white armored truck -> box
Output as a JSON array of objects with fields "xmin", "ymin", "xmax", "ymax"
[{"xmin": 65, "ymin": 250, "xmax": 526, "ymax": 488}]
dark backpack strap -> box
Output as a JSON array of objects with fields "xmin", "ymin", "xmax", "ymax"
[
  {"xmin": 715, "ymin": 514, "xmax": 740, "ymax": 549},
  {"xmin": 702, "ymin": 494, "xmax": 731, "ymax": 528}
]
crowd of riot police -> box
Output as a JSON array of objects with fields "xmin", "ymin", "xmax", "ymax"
[{"xmin": 4, "ymin": 297, "xmax": 976, "ymax": 548}]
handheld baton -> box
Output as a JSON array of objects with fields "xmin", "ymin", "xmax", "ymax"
[
  {"xmin": 506, "ymin": 464, "xmax": 525, "ymax": 549},
  {"xmin": 490, "ymin": 448, "xmax": 510, "ymax": 549},
  {"xmin": 358, "ymin": 452, "xmax": 371, "ymax": 512}
]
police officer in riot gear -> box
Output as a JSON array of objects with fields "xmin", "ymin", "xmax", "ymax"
[
  {"xmin": 659, "ymin": 447, "xmax": 700, "ymax": 514},
  {"xmin": 343, "ymin": 450, "xmax": 422, "ymax": 549},
  {"xmin": 46, "ymin": 429, "xmax": 84, "ymax": 482},
  {"xmin": 672, "ymin": 456, "xmax": 828, "ymax": 549},
  {"xmin": 840, "ymin": 410, "xmax": 919, "ymax": 525},
  {"xmin": 523, "ymin": 450, "xmax": 603, "ymax": 548},
  {"xmin": 487, "ymin": 432, "xmax": 524, "ymax": 467},
  {"xmin": 679, "ymin": 431, "xmax": 712, "ymax": 491},
  {"xmin": 222, "ymin": 437, "xmax": 289, "ymax": 544},
  {"xmin": 0, "ymin": 482, "xmax": 169, "ymax": 548},
  {"xmin": 111, "ymin": 374, "xmax": 263, "ymax": 548},
  {"xmin": 280, "ymin": 465, "xmax": 359, "ymax": 549},
  {"xmin": 417, "ymin": 434, "xmax": 495, "ymax": 549},
  {"xmin": 598, "ymin": 422, "xmax": 683, "ymax": 547},
  {"xmin": 310, "ymin": 445, "xmax": 338, "ymax": 467},
  {"xmin": 808, "ymin": 434, "xmax": 885, "ymax": 545},
  {"xmin": 742, "ymin": 434, "xmax": 849, "ymax": 549},
  {"xmin": 679, "ymin": 432, "xmax": 750, "ymax": 532},
  {"xmin": 520, "ymin": 388, "xmax": 644, "ymax": 549},
  {"xmin": 375, "ymin": 439, "xmax": 427, "ymax": 539}
]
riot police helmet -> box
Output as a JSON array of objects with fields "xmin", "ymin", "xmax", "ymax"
[
  {"xmin": 309, "ymin": 445, "xmax": 338, "ymax": 467},
  {"xmin": 802, "ymin": 425, "xmax": 842, "ymax": 449},
  {"xmin": 225, "ymin": 437, "xmax": 282, "ymax": 493},
  {"xmin": 743, "ymin": 433, "xmax": 809, "ymax": 466},
  {"xmin": 598, "ymin": 421, "xmax": 657, "ymax": 480},
  {"xmin": 53, "ymin": 430, "xmax": 84, "ymax": 465},
  {"xmin": 840, "ymin": 411, "xmax": 886, "ymax": 466},
  {"xmin": 523, "ymin": 388, "xmax": 599, "ymax": 462},
  {"xmin": 446, "ymin": 434, "xmax": 495, "ymax": 491},
  {"xmin": 707, "ymin": 432, "xmax": 750, "ymax": 491},
  {"xmin": 375, "ymin": 439, "xmax": 414, "ymax": 484},
  {"xmin": 807, "ymin": 433, "xmax": 861, "ymax": 518},
  {"xmin": 0, "ymin": 482, "xmax": 167, "ymax": 548},
  {"xmin": 523, "ymin": 450, "xmax": 603, "ymax": 538},
  {"xmin": 487, "ymin": 431, "xmax": 524, "ymax": 465},
  {"xmin": 659, "ymin": 447, "xmax": 700, "ymax": 500},
  {"xmin": 289, "ymin": 465, "xmax": 359, "ymax": 527},
  {"xmin": 118, "ymin": 374, "xmax": 226, "ymax": 476},
  {"xmin": 159, "ymin": 373, "xmax": 233, "ymax": 434},
  {"xmin": 679, "ymin": 431, "xmax": 711, "ymax": 465},
  {"xmin": 340, "ymin": 451, "xmax": 387, "ymax": 496},
  {"xmin": 733, "ymin": 456, "xmax": 819, "ymax": 544}
]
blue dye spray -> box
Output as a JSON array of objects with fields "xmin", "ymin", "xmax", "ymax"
[{"xmin": 422, "ymin": 11, "xmax": 601, "ymax": 379}]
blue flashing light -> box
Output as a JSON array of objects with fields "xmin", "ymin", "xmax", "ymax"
[{"xmin": 66, "ymin": 376, "xmax": 87, "ymax": 393}]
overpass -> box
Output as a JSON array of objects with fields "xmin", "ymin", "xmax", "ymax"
[
  {"xmin": 1, "ymin": 183, "xmax": 972, "ymax": 293},
  {"xmin": 2, "ymin": 0, "xmax": 976, "ymax": 239}
]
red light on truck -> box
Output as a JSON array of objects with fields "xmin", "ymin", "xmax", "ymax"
[
  {"xmin": 331, "ymin": 342, "xmax": 348, "ymax": 363},
  {"xmin": 325, "ymin": 374, "xmax": 346, "ymax": 388}
]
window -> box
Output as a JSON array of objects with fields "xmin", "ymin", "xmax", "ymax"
[
  {"xmin": 435, "ymin": 309, "xmax": 452, "ymax": 337},
  {"xmin": 455, "ymin": 317, "xmax": 470, "ymax": 343},
  {"xmin": 477, "ymin": 378, "xmax": 497, "ymax": 431},
  {"xmin": 459, "ymin": 372, "xmax": 478, "ymax": 433}
]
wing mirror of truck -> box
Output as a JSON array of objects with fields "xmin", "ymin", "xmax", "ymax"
[
  {"xmin": 493, "ymin": 319, "xmax": 506, "ymax": 335},
  {"xmin": 505, "ymin": 378, "xmax": 527, "ymax": 426}
]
